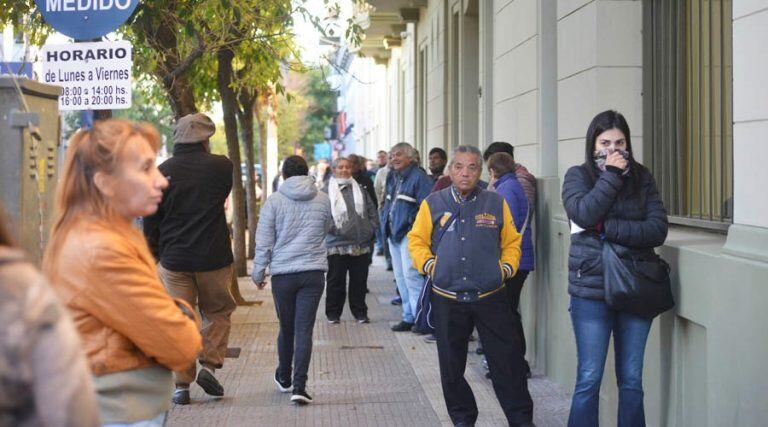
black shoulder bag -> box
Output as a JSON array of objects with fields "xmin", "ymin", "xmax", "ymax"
[{"xmin": 602, "ymin": 242, "xmax": 675, "ymax": 319}]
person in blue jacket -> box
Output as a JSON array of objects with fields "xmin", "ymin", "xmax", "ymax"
[
  {"xmin": 487, "ymin": 152, "xmax": 535, "ymax": 377},
  {"xmin": 380, "ymin": 142, "xmax": 434, "ymax": 332}
]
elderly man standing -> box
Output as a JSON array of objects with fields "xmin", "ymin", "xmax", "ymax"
[
  {"xmin": 408, "ymin": 146, "xmax": 534, "ymax": 427},
  {"xmin": 143, "ymin": 113, "xmax": 237, "ymax": 405},
  {"xmin": 381, "ymin": 142, "xmax": 434, "ymax": 331}
]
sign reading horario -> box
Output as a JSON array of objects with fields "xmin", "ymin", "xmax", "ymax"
[
  {"xmin": 42, "ymin": 41, "xmax": 132, "ymax": 111},
  {"xmin": 36, "ymin": 0, "xmax": 139, "ymax": 40}
]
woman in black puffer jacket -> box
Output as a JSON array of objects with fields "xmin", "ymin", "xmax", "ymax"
[{"xmin": 562, "ymin": 110, "xmax": 668, "ymax": 427}]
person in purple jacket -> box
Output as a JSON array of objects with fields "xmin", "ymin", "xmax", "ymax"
[{"xmin": 487, "ymin": 152, "xmax": 535, "ymax": 377}]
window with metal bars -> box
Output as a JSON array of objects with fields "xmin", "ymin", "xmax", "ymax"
[{"xmin": 642, "ymin": 0, "xmax": 733, "ymax": 230}]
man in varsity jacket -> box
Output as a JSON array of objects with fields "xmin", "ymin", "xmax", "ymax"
[{"xmin": 407, "ymin": 145, "xmax": 534, "ymax": 427}]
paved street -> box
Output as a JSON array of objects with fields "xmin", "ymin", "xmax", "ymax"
[{"xmin": 167, "ymin": 256, "xmax": 570, "ymax": 427}]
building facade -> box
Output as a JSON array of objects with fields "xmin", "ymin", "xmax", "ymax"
[{"xmin": 338, "ymin": 0, "xmax": 768, "ymax": 425}]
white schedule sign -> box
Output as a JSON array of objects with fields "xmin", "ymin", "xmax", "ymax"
[{"xmin": 42, "ymin": 41, "xmax": 132, "ymax": 111}]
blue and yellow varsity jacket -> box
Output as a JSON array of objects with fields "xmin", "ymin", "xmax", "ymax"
[{"xmin": 407, "ymin": 186, "xmax": 522, "ymax": 294}]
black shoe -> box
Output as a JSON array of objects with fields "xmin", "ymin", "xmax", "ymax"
[
  {"xmin": 390, "ymin": 297, "xmax": 402, "ymax": 306},
  {"xmin": 274, "ymin": 370, "xmax": 291, "ymax": 393},
  {"xmin": 423, "ymin": 334, "xmax": 436, "ymax": 343},
  {"xmin": 475, "ymin": 346, "xmax": 484, "ymax": 355},
  {"xmin": 327, "ymin": 317, "xmax": 340, "ymax": 324},
  {"xmin": 172, "ymin": 388, "xmax": 190, "ymax": 405},
  {"xmin": 196, "ymin": 368, "xmax": 224, "ymax": 397},
  {"xmin": 391, "ymin": 321, "xmax": 413, "ymax": 332},
  {"xmin": 411, "ymin": 326, "xmax": 428, "ymax": 335},
  {"xmin": 356, "ymin": 316, "xmax": 370, "ymax": 324},
  {"xmin": 291, "ymin": 388, "xmax": 313, "ymax": 405},
  {"xmin": 376, "ymin": 249, "xmax": 384, "ymax": 256},
  {"xmin": 386, "ymin": 265, "xmax": 393, "ymax": 271},
  {"xmin": 485, "ymin": 371, "xmax": 492, "ymax": 379},
  {"xmin": 524, "ymin": 361, "xmax": 532, "ymax": 378}
]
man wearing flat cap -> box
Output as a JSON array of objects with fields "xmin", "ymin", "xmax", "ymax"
[{"xmin": 143, "ymin": 113, "xmax": 237, "ymax": 405}]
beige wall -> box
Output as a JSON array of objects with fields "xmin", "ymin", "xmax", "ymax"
[{"xmin": 733, "ymin": 1, "xmax": 768, "ymax": 228}]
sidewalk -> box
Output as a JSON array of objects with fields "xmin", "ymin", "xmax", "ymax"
[{"xmin": 166, "ymin": 256, "xmax": 570, "ymax": 426}]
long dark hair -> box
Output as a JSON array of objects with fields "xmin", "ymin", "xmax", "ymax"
[{"xmin": 584, "ymin": 110, "xmax": 646, "ymax": 194}]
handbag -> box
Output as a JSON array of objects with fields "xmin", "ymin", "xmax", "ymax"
[
  {"xmin": 414, "ymin": 208, "xmax": 459, "ymax": 332},
  {"xmin": 602, "ymin": 241, "xmax": 675, "ymax": 319}
]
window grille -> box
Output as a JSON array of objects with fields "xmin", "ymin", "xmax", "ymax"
[{"xmin": 643, "ymin": 0, "xmax": 733, "ymax": 229}]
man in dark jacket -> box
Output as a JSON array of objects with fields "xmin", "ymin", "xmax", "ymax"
[
  {"xmin": 143, "ymin": 113, "xmax": 236, "ymax": 405},
  {"xmin": 408, "ymin": 146, "xmax": 533, "ymax": 427},
  {"xmin": 347, "ymin": 153, "xmax": 378, "ymax": 207},
  {"xmin": 381, "ymin": 143, "xmax": 433, "ymax": 332}
]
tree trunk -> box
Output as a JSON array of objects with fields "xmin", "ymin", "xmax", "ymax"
[
  {"xmin": 237, "ymin": 88, "xmax": 258, "ymax": 260},
  {"xmin": 163, "ymin": 75, "xmax": 198, "ymax": 118},
  {"xmin": 255, "ymin": 96, "xmax": 269, "ymax": 202},
  {"xmin": 137, "ymin": 10, "xmax": 199, "ymax": 118},
  {"xmin": 217, "ymin": 48, "xmax": 248, "ymax": 284}
]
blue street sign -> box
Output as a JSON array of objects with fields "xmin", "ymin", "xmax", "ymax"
[
  {"xmin": 35, "ymin": 0, "xmax": 139, "ymax": 40},
  {"xmin": 314, "ymin": 142, "xmax": 332, "ymax": 161},
  {"xmin": 0, "ymin": 62, "xmax": 33, "ymax": 79}
]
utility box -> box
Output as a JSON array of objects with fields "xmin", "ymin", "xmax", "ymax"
[{"xmin": 0, "ymin": 77, "xmax": 61, "ymax": 264}]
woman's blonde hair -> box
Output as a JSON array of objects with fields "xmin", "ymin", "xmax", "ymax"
[{"xmin": 43, "ymin": 119, "xmax": 161, "ymax": 273}]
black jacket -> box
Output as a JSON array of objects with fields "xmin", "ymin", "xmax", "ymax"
[
  {"xmin": 562, "ymin": 164, "xmax": 668, "ymax": 300},
  {"xmin": 144, "ymin": 143, "xmax": 234, "ymax": 272},
  {"xmin": 354, "ymin": 172, "xmax": 378, "ymax": 209}
]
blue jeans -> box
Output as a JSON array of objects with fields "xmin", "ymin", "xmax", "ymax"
[
  {"xmin": 568, "ymin": 296, "xmax": 652, "ymax": 427},
  {"xmin": 389, "ymin": 236, "xmax": 422, "ymax": 323}
]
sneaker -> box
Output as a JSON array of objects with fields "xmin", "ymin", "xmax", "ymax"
[
  {"xmin": 411, "ymin": 327, "xmax": 428, "ymax": 335},
  {"xmin": 423, "ymin": 334, "xmax": 436, "ymax": 343},
  {"xmin": 327, "ymin": 317, "xmax": 340, "ymax": 324},
  {"xmin": 172, "ymin": 388, "xmax": 190, "ymax": 405},
  {"xmin": 196, "ymin": 368, "xmax": 224, "ymax": 397},
  {"xmin": 390, "ymin": 297, "xmax": 402, "ymax": 306},
  {"xmin": 274, "ymin": 370, "xmax": 291, "ymax": 393},
  {"xmin": 291, "ymin": 388, "xmax": 313, "ymax": 405},
  {"xmin": 356, "ymin": 316, "xmax": 370, "ymax": 324},
  {"xmin": 391, "ymin": 321, "xmax": 414, "ymax": 332}
]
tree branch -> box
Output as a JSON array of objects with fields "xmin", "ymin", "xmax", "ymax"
[{"xmin": 162, "ymin": 32, "xmax": 205, "ymax": 88}]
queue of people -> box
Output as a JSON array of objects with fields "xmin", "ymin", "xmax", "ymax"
[{"xmin": 0, "ymin": 108, "xmax": 668, "ymax": 427}]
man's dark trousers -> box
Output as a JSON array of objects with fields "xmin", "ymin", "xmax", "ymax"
[
  {"xmin": 271, "ymin": 271, "xmax": 324, "ymax": 389},
  {"xmin": 326, "ymin": 254, "xmax": 368, "ymax": 320},
  {"xmin": 433, "ymin": 291, "xmax": 533, "ymax": 426}
]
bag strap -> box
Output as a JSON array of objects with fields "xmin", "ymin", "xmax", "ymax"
[{"xmin": 435, "ymin": 210, "xmax": 459, "ymax": 248}]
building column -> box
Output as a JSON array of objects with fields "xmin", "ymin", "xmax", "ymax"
[{"xmin": 724, "ymin": 1, "xmax": 768, "ymax": 262}]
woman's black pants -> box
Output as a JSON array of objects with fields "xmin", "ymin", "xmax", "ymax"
[{"xmin": 325, "ymin": 254, "xmax": 369, "ymax": 320}]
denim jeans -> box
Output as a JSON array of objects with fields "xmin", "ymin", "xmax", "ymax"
[
  {"xmin": 568, "ymin": 296, "xmax": 652, "ymax": 427},
  {"xmin": 388, "ymin": 236, "xmax": 422, "ymax": 323}
]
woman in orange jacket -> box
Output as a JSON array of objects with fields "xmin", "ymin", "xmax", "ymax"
[{"xmin": 44, "ymin": 120, "xmax": 202, "ymax": 426}]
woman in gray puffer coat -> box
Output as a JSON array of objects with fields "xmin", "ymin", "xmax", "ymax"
[
  {"xmin": 251, "ymin": 155, "xmax": 332, "ymax": 405},
  {"xmin": 323, "ymin": 157, "xmax": 379, "ymax": 324}
]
